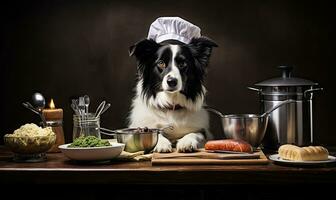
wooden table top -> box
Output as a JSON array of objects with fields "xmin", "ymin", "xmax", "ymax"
[{"xmin": 1, "ymin": 147, "xmax": 336, "ymax": 184}]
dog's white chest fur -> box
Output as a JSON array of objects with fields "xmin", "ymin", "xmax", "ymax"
[
  {"xmin": 129, "ymin": 96, "xmax": 209, "ymax": 142},
  {"xmin": 128, "ymin": 81, "xmax": 210, "ymax": 143}
]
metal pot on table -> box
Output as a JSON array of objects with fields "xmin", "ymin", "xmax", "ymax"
[
  {"xmin": 206, "ymin": 100, "xmax": 294, "ymax": 148},
  {"xmin": 248, "ymin": 65, "xmax": 323, "ymax": 149},
  {"xmin": 99, "ymin": 126, "xmax": 172, "ymax": 153}
]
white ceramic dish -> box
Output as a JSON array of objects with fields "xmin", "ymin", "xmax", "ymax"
[
  {"xmin": 59, "ymin": 142, "xmax": 125, "ymax": 161},
  {"xmin": 269, "ymin": 154, "xmax": 336, "ymax": 165}
]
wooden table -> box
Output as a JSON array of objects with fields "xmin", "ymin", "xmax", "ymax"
[{"xmin": 1, "ymin": 147, "xmax": 336, "ymax": 185}]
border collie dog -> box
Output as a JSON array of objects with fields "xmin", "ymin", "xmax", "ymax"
[{"xmin": 128, "ymin": 37, "xmax": 217, "ymax": 153}]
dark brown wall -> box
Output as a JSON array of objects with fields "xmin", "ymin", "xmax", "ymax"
[{"xmin": 1, "ymin": 0, "xmax": 335, "ymax": 145}]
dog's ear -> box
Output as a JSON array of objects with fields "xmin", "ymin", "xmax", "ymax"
[
  {"xmin": 129, "ymin": 39, "xmax": 160, "ymax": 60},
  {"xmin": 188, "ymin": 37, "xmax": 218, "ymax": 67}
]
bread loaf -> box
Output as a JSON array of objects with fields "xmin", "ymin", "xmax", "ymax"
[
  {"xmin": 278, "ymin": 144, "xmax": 329, "ymax": 161},
  {"xmin": 205, "ymin": 139, "xmax": 253, "ymax": 153}
]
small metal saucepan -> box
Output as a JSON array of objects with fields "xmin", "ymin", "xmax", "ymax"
[
  {"xmin": 205, "ymin": 100, "xmax": 295, "ymax": 148},
  {"xmin": 100, "ymin": 126, "xmax": 173, "ymax": 153}
]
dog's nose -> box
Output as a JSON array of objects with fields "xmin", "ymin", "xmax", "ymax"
[{"xmin": 167, "ymin": 77, "xmax": 178, "ymax": 87}]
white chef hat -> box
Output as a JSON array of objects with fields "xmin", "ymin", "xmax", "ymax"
[{"xmin": 147, "ymin": 17, "xmax": 201, "ymax": 44}]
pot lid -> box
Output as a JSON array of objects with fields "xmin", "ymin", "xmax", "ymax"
[{"xmin": 255, "ymin": 65, "xmax": 318, "ymax": 87}]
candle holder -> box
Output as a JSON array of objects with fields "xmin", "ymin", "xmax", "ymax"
[
  {"xmin": 44, "ymin": 119, "xmax": 65, "ymax": 153},
  {"xmin": 42, "ymin": 99, "xmax": 65, "ymax": 153}
]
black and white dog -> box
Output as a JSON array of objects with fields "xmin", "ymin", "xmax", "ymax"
[{"xmin": 128, "ymin": 37, "xmax": 217, "ymax": 153}]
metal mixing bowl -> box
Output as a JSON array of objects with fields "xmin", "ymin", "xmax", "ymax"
[
  {"xmin": 100, "ymin": 127, "xmax": 159, "ymax": 153},
  {"xmin": 221, "ymin": 114, "xmax": 268, "ymax": 147},
  {"xmin": 206, "ymin": 100, "xmax": 294, "ymax": 148}
]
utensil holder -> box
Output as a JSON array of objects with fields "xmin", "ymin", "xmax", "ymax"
[{"xmin": 73, "ymin": 113, "xmax": 100, "ymax": 141}]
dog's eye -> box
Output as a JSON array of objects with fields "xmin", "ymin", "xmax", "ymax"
[{"xmin": 157, "ymin": 60, "xmax": 166, "ymax": 69}]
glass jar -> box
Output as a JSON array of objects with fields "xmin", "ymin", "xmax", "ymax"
[{"xmin": 72, "ymin": 113, "xmax": 100, "ymax": 141}]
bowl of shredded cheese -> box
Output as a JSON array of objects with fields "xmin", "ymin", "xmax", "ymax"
[{"xmin": 4, "ymin": 123, "xmax": 56, "ymax": 154}]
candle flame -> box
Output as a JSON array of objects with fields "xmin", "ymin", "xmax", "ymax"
[{"xmin": 49, "ymin": 99, "xmax": 55, "ymax": 109}]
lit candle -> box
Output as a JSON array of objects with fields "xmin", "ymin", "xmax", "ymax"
[
  {"xmin": 42, "ymin": 99, "xmax": 63, "ymax": 120},
  {"xmin": 42, "ymin": 99, "xmax": 65, "ymax": 152}
]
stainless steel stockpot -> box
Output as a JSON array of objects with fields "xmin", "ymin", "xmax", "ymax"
[{"xmin": 248, "ymin": 65, "xmax": 323, "ymax": 149}]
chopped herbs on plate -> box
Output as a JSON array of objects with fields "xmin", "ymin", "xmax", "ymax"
[{"xmin": 69, "ymin": 136, "xmax": 111, "ymax": 147}]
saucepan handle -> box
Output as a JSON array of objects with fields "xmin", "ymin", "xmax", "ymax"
[
  {"xmin": 260, "ymin": 99, "xmax": 296, "ymax": 118},
  {"xmin": 100, "ymin": 127, "xmax": 116, "ymax": 136},
  {"xmin": 100, "ymin": 126, "xmax": 174, "ymax": 136},
  {"xmin": 159, "ymin": 125, "xmax": 174, "ymax": 132},
  {"xmin": 203, "ymin": 106, "xmax": 225, "ymax": 118},
  {"xmin": 304, "ymin": 88, "xmax": 323, "ymax": 98},
  {"xmin": 247, "ymin": 87, "xmax": 262, "ymax": 93}
]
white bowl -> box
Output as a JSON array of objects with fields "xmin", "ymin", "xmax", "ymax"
[{"xmin": 59, "ymin": 141, "xmax": 125, "ymax": 161}]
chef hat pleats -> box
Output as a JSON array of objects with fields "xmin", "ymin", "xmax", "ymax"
[{"xmin": 147, "ymin": 17, "xmax": 201, "ymax": 44}]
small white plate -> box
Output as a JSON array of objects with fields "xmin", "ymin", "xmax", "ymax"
[
  {"xmin": 269, "ymin": 154, "xmax": 336, "ymax": 165},
  {"xmin": 59, "ymin": 142, "xmax": 125, "ymax": 161}
]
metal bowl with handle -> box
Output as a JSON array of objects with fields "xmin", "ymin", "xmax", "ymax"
[
  {"xmin": 206, "ymin": 100, "xmax": 295, "ymax": 148},
  {"xmin": 100, "ymin": 126, "xmax": 172, "ymax": 153}
]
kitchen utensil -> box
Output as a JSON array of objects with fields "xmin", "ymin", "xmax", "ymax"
[
  {"xmin": 78, "ymin": 97, "xmax": 85, "ymax": 114},
  {"xmin": 70, "ymin": 102, "xmax": 80, "ymax": 115},
  {"xmin": 22, "ymin": 102, "xmax": 39, "ymax": 115},
  {"xmin": 94, "ymin": 101, "xmax": 106, "ymax": 118},
  {"xmin": 99, "ymin": 103, "xmax": 111, "ymax": 116},
  {"xmin": 71, "ymin": 99, "xmax": 84, "ymax": 115},
  {"xmin": 84, "ymin": 95, "xmax": 90, "ymax": 114},
  {"xmin": 32, "ymin": 92, "xmax": 46, "ymax": 108},
  {"xmin": 72, "ymin": 99, "xmax": 80, "ymax": 113},
  {"xmin": 26, "ymin": 102, "xmax": 37, "ymax": 112},
  {"xmin": 206, "ymin": 100, "xmax": 295, "ymax": 147},
  {"xmin": 82, "ymin": 95, "xmax": 90, "ymax": 135},
  {"xmin": 100, "ymin": 127, "xmax": 173, "ymax": 153},
  {"xmin": 32, "ymin": 93, "xmax": 47, "ymax": 127},
  {"xmin": 248, "ymin": 65, "xmax": 323, "ymax": 149}
]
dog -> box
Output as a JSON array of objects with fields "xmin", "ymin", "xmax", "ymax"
[{"xmin": 128, "ymin": 37, "xmax": 217, "ymax": 153}]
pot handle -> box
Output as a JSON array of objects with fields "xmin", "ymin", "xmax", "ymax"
[
  {"xmin": 159, "ymin": 125, "xmax": 174, "ymax": 132},
  {"xmin": 203, "ymin": 106, "xmax": 225, "ymax": 118},
  {"xmin": 100, "ymin": 126, "xmax": 174, "ymax": 136},
  {"xmin": 260, "ymin": 99, "xmax": 296, "ymax": 117},
  {"xmin": 247, "ymin": 87, "xmax": 262, "ymax": 93},
  {"xmin": 304, "ymin": 88, "xmax": 323, "ymax": 98},
  {"xmin": 100, "ymin": 127, "xmax": 116, "ymax": 136}
]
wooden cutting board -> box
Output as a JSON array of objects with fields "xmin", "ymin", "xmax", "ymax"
[{"xmin": 152, "ymin": 149, "xmax": 269, "ymax": 165}]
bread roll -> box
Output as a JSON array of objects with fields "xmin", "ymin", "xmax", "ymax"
[{"xmin": 278, "ymin": 144, "xmax": 329, "ymax": 161}]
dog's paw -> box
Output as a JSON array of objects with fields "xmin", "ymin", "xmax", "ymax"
[
  {"xmin": 176, "ymin": 134, "xmax": 201, "ymax": 153},
  {"xmin": 154, "ymin": 135, "xmax": 172, "ymax": 153}
]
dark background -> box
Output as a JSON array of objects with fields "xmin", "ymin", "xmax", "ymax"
[{"xmin": 1, "ymin": 0, "xmax": 335, "ymax": 146}]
